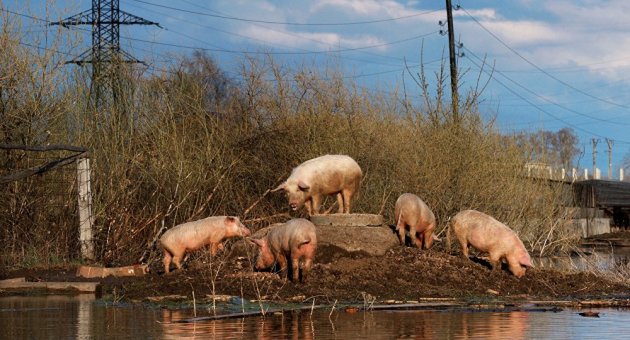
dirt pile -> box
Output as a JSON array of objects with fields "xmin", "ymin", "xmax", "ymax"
[{"xmin": 3, "ymin": 245, "xmax": 628, "ymax": 303}]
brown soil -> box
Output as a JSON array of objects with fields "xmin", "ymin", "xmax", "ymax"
[{"xmin": 2, "ymin": 243, "xmax": 629, "ymax": 304}]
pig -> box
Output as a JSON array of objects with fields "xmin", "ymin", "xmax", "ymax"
[
  {"xmin": 450, "ymin": 210, "xmax": 533, "ymax": 278},
  {"xmin": 159, "ymin": 216, "xmax": 251, "ymax": 273},
  {"xmin": 272, "ymin": 154, "xmax": 362, "ymax": 215},
  {"xmin": 249, "ymin": 218, "xmax": 317, "ymax": 282},
  {"xmin": 394, "ymin": 193, "xmax": 437, "ymax": 249}
]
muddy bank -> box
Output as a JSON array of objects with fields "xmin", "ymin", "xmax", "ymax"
[{"xmin": 2, "ymin": 243, "xmax": 629, "ymax": 305}]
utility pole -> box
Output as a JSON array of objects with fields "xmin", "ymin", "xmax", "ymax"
[
  {"xmin": 51, "ymin": 0, "xmax": 159, "ymax": 110},
  {"xmin": 592, "ymin": 138, "xmax": 600, "ymax": 180},
  {"xmin": 606, "ymin": 138, "xmax": 614, "ymax": 180},
  {"xmin": 445, "ymin": 0, "xmax": 459, "ymax": 125}
]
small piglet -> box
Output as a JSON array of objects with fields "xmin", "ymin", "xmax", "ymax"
[
  {"xmin": 272, "ymin": 154, "xmax": 362, "ymax": 215},
  {"xmin": 451, "ymin": 210, "xmax": 533, "ymax": 278},
  {"xmin": 159, "ymin": 216, "xmax": 251, "ymax": 273},
  {"xmin": 249, "ymin": 218, "xmax": 317, "ymax": 283},
  {"xmin": 394, "ymin": 193, "xmax": 437, "ymax": 249}
]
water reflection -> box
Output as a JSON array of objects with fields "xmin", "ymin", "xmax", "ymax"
[
  {"xmin": 2, "ymin": 296, "xmax": 630, "ymax": 339},
  {"xmin": 160, "ymin": 309, "xmax": 317, "ymax": 339}
]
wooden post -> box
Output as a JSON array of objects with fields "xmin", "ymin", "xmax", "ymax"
[
  {"xmin": 445, "ymin": 0, "xmax": 460, "ymax": 124},
  {"xmin": 77, "ymin": 157, "xmax": 95, "ymax": 260}
]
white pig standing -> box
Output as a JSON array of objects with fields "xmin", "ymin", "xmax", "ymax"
[
  {"xmin": 450, "ymin": 210, "xmax": 533, "ymax": 278},
  {"xmin": 159, "ymin": 216, "xmax": 251, "ymax": 273},
  {"xmin": 272, "ymin": 154, "xmax": 362, "ymax": 215}
]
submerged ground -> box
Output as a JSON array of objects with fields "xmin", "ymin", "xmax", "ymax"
[{"xmin": 2, "ymin": 235, "xmax": 630, "ymax": 305}]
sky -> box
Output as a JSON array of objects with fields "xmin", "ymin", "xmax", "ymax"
[{"xmin": 4, "ymin": 0, "xmax": 630, "ymax": 178}]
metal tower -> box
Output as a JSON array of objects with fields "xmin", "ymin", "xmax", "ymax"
[{"xmin": 51, "ymin": 0, "xmax": 159, "ymax": 109}]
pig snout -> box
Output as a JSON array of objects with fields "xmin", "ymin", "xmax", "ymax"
[
  {"xmin": 240, "ymin": 226, "xmax": 252, "ymax": 237},
  {"xmin": 288, "ymin": 196, "xmax": 303, "ymax": 210}
]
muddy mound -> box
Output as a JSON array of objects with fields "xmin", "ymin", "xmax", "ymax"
[{"xmin": 4, "ymin": 246, "xmax": 629, "ymax": 303}]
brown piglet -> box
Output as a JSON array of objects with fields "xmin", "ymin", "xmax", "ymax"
[
  {"xmin": 394, "ymin": 193, "xmax": 437, "ymax": 249},
  {"xmin": 249, "ymin": 218, "xmax": 317, "ymax": 282}
]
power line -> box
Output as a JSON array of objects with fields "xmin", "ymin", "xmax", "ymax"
[
  {"xmin": 129, "ymin": 0, "xmax": 441, "ymax": 26},
  {"xmin": 3, "ymin": 7, "xmax": 438, "ymax": 57},
  {"xmin": 464, "ymin": 47, "xmax": 630, "ymax": 126},
  {"xmin": 126, "ymin": 0, "xmax": 440, "ymax": 67},
  {"xmin": 461, "ymin": 6, "xmax": 630, "ymax": 111},
  {"xmin": 463, "ymin": 48, "xmax": 630, "ymax": 144},
  {"xmin": 139, "ymin": 28, "xmax": 440, "ymax": 55}
]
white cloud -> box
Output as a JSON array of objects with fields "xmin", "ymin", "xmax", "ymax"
[
  {"xmin": 310, "ymin": 0, "xmax": 413, "ymax": 16},
  {"xmin": 459, "ymin": 1, "xmax": 630, "ymax": 80},
  {"xmin": 238, "ymin": 25, "xmax": 387, "ymax": 51}
]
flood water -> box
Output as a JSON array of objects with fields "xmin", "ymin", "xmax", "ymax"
[{"xmin": 2, "ymin": 295, "xmax": 630, "ymax": 339}]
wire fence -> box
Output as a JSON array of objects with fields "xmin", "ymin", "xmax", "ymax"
[{"xmin": 0, "ymin": 144, "xmax": 88, "ymax": 268}]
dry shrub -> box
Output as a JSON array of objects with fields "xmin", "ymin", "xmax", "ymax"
[
  {"xmin": 0, "ymin": 10, "xmax": 84, "ymax": 267},
  {"xmin": 1, "ymin": 16, "xmax": 573, "ymax": 267}
]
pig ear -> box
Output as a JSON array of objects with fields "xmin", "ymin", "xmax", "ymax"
[
  {"xmin": 297, "ymin": 181, "xmax": 310, "ymax": 191},
  {"xmin": 520, "ymin": 253, "xmax": 534, "ymax": 268},
  {"xmin": 271, "ymin": 182, "xmax": 286, "ymax": 192},
  {"xmin": 248, "ymin": 238, "xmax": 263, "ymax": 247},
  {"xmin": 225, "ymin": 216, "xmax": 236, "ymax": 224}
]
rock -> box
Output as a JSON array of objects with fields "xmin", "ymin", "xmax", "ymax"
[
  {"xmin": 239, "ymin": 216, "xmax": 399, "ymax": 258},
  {"xmin": 315, "ymin": 224, "xmax": 398, "ymax": 257}
]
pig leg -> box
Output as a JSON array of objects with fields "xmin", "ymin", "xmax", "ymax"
[
  {"xmin": 415, "ymin": 232, "xmax": 424, "ymax": 249},
  {"xmin": 336, "ymin": 193, "xmax": 344, "ymax": 214},
  {"xmin": 458, "ymin": 236, "xmax": 470, "ymax": 259},
  {"xmin": 163, "ymin": 251, "xmax": 172, "ymax": 274},
  {"xmin": 301, "ymin": 258, "xmax": 313, "ymax": 282},
  {"xmin": 210, "ymin": 242, "xmax": 225, "ymax": 256},
  {"xmin": 305, "ymin": 200, "xmax": 313, "ymax": 216},
  {"xmin": 291, "ymin": 257, "xmax": 300, "ymax": 282},
  {"xmin": 396, "ymin": 220, "xmax": 407, "ymax": 246},
  {"xmin": 422, "ymin": 223, "xmax": 436, "ymax": 249},
  {"xmin": 172, "ymin": 254, "xmax": 184, "ymax": 271},
  {"xmin": 311, "ymin": 195, "xmax": 322, "ymax": 215},
  {"xmin": 408, "ymin": 226, "xmax": 421, "ymax": 248},
  {"xmin": 276, "ymin": 254, "xmax": 289, "ymax": 279},
  {"xmin": 488, "ymin": 253, "xmax": 502, "ymax": 272},
  {"xmin": 341, "ymin": 189, "xmax": 353, "ymax": 213}
]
